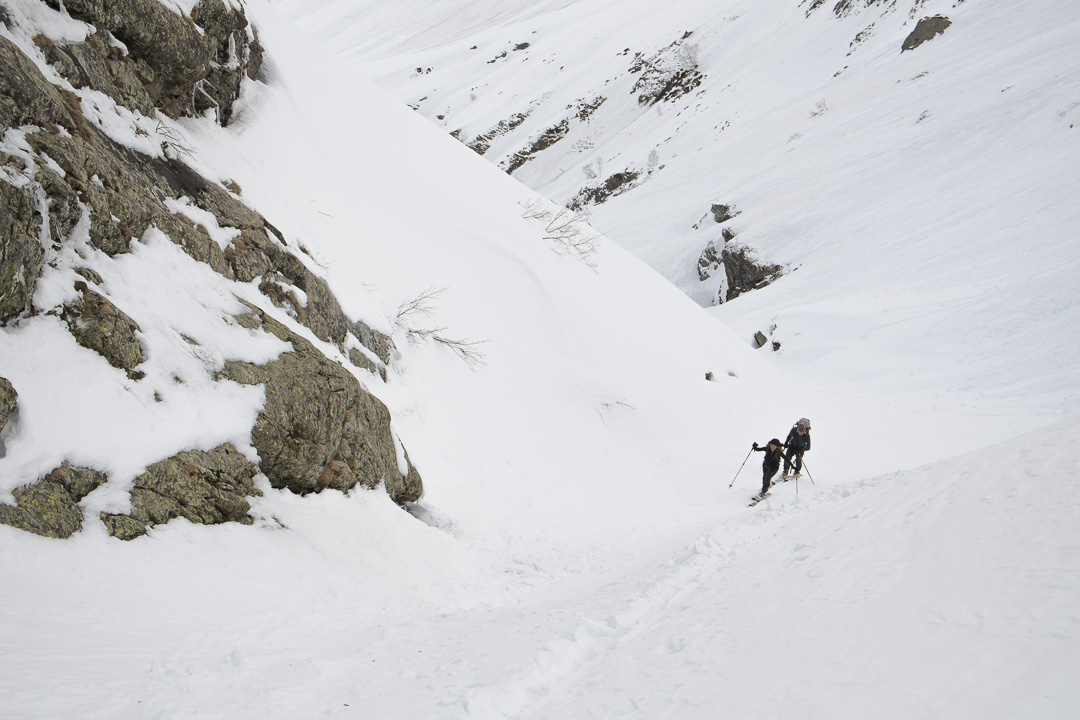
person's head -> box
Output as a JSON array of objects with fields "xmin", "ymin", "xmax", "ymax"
[
  {"xmin": 796, "ymin": 426, "xmax": 805, "ymax": 434},
  {"xmin": 768, "ymin": 438, "xmax": 782, "ymax": 449}
]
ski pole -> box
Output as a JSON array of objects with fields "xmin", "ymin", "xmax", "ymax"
[
  {"xmin": 729, "ymin": 447, "xmax": 754, "ymax": 488},
  {"xmin": 802, "ymin": 461, "xmax": 816, "ymax": 485}
]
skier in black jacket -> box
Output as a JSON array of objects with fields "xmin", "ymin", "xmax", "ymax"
[
  {"xmin": 781, "ymin": 418, "xmax": 811, "ymax": 480},
  {"xmin": 751, "ymin": 438, "xmax": 784, "ymax": 501}
]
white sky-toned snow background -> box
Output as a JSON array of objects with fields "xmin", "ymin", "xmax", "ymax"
[{"xmin": 1, "ymin": 0, "xmax": 1079, "ymax": 718}]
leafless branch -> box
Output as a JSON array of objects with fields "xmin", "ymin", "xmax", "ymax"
[
  {"xmin": 433, "ymin": 335, "xmax": 488, "ymax": 366},
  {"xmin": 155, "ymin": 121, "xmax": 195, "ymax": 160},
  {"xmin": 395, "ymin": 287, "xmax": 488, "ymax": 366},
  {"xmin": 521, "ymin": 200, "xmax": 600, "ymax": 269}
]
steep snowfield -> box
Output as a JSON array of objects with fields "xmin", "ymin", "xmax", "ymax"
[
  {"xmin": 282, "ymin": 0, "xmax": 1080, "ymax": 421},
  {"xmin": 2, "ymin": 0, "xmax": 1079, "ymax": 718}
]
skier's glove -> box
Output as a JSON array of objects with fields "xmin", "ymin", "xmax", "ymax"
[{"xmin": 752, "ymin": 442, "xmax": 759, "ymax": 450}]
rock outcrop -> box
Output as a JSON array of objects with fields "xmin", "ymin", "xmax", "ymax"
[
  {"xmin": 698, "ymin": 240, "xmax": 784, "ymax": 303},
  {"xmin": 41, "ymin": 0, "xmax": 263, "ymax": 124},
  {"xmin": 101, "ymin": 444, "xmax": 261, "ymax": 540},
  {"xmin": 0, "ymin": 173, "xmax": 44, "ymax": 324},
  {"xmin": 902, "ymin": 16, "xmax": 952, "ymax": 53},
  {"xmin": 60, "ymin": 286, "xmax": 146, "ymax": 378},
  {"xmin": 710, "ymin": 204, "xmax": 740, "ymax": 225},
  {"xmin": 0, "ymin": 463, "xmax": 108, "ymax": 538},
  {"xmin": 695, "ymin": 201, "xmax": 782, "ymax": 303},
  {"xmin": 0, "ymin": 376, "xmax": 17, "ymax": 439},
  {"xmin": 568, "ymin": 171, "xmax": 642, "ymax": 211},
  {"xmin": 219, "ymin": 306, "xmax": 422, "ymax": 504},
  {"xmin": 719, "ymin": 244, "xmax": 784, "ymax": 303},
  {"xmin": 1, "ymin": 3, "xmax": 390, "ymax": 357},
  {"xmin": 629, "ymin": 32, "xmax": 705, "ymax": 106},
  {"xmin": 0, "ymin": 1, "xmax": 421, "ymax": 540}
]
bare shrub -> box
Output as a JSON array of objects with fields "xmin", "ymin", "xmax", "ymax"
[
  {"xmin": 395, "ymin": 288, "xmax": 487, "ymax": 367},
  {"xmin": 155, "ymin": 121, "xmax": 195, "ymax": 160},
  {"xmin": 522, "ymin": 199, "xmax": 601, "ymax": 269}
]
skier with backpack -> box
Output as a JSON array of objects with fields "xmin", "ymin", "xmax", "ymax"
[
  {"xmin": 749, "ymin": 438, "xmax": 784, "ymax": 503},
  {"xmin": 781, "ymin": 418, "xmax": 811, "ymax": 481}
]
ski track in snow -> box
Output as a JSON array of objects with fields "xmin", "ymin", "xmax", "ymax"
[
  {"xmin": 444, "ymin": 417, "xmax": 1080, "ymax": 720},
  {"xmin": 447, "ymin": 495, "xmax": 824, "ymax": 719},
  {"xmin": 2, "ymin": 0, "xmax": 1079, "ymax": 718}
]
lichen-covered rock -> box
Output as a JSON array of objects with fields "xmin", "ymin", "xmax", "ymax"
[
  {"xmin": 37, "ymin": 30, "xmax": 157, "ymax": 118},
  {"xmin": 0, "ymin": 35, "xmax": 76, "ymax": 131},
  {"xmin": 348, "ymin": 347, "xmax": 379, "ymax": 375},
  {"xmin": 2, "ymin": 3, "xmax": 421, "ymax": 536},
  {"xmin": 218, "ymin": 306, "xmax": 422, "ymax": 503},
  {"xmin": 35, "ymin": 166, "xmax": 83, "ymax": 245},
  {"xmin": 58, "ymin": 0, "xmax": 211, "ymax": 118},
  {"xmin": 100, "ymin": 444, "xmax": 261, "ymax": 540},
  {"xmin": 152, "ymin": 158, "xmax": 351, "ymax": 344},
  {"xmin": 190, "ymin": 0, "xmax": 264, "ymax": 124},
  {"xmin": 23, "ymin": 129, "xmax": 231, "ymax": 265},
  {"xmin": 44, "ymin": 0, "xmax": 262, "ymax": 125},
  {"xmin": 74, "ymin": 266, "xmax": 104, "ymax": 285},
  {"xmin": 0, "ymin": 169, "xmax": 45, "ymax": 324},
  {"xmin": 4, "ymin": 28, "xmax": 347, "ymax": 349},
  {"xmin": 0, "ymin": 463, "xmax": 108, "ymax": 538},
  {"xmin": 220, "ymin": 223, "xmax": 350, "ymax": 345},
  {"xmin": 0, "ymin": 376, "xmax": 17, "ymax": 435},
  {"xmin": 351, "ymin": 319, "xmax": 396, "ymax": 367},
  {"xmin": 227, "ymin": 237, "xmax": 350, "ymax": 345},
  {"xmin": 60, "ymin": 286, "xmax": 145, "ymax": 377}
]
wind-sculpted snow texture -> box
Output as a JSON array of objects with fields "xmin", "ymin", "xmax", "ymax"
[{"xmin": 2, "ymin": 0, "xmax": 1080, "ymax": 718}]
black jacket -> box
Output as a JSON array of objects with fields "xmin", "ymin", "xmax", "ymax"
[
  {"xmin": 754, "ymin": 443, "xmax": 783, "ymax": 472},
  {"xmin": 785, "ymin": 427, "xmax": 811, "ymax": 454}
]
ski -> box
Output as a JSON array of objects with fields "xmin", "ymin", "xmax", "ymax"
[{"xmin": 748, "ymin": 492, "xmax": 771, "ymax": 507}]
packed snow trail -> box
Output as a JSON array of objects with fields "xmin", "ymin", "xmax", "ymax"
[
  {"xmin": 444, "ymin": 418, "xmax": 1080, "ymax": 720},
  {"xmin": 2, "ymin": 423, "xmax": 1077, "ymax": 719}
]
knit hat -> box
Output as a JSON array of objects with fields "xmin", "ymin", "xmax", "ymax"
[{"xmin": 768, "ymin": 438, "xmax": 782, "ymax": 447}]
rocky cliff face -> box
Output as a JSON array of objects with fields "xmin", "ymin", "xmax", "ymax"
[
  {"xmin": 38, "ymin": 0, "xmax": 263, "ymax": 124},
  {"xmin": 0, "ymin": 0, "xmax": 421, "ymax": 539}
]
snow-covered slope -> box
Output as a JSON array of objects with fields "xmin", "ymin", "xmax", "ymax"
[
  {"xmin": 1, "ymin": 0, "xmax": 1078, "ymax": 718},
  {"xmin": 279, "ymin": 0, "xmax": 1080, "ymax": 422}
]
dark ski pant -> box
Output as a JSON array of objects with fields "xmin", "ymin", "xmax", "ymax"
[
  {"xmin": 784, "ymin": 448, "xmax": 804, "ymax": 475},
  {"xmin": 761, "ymin": 464, "xmax": 779, "ymax": 496}
]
